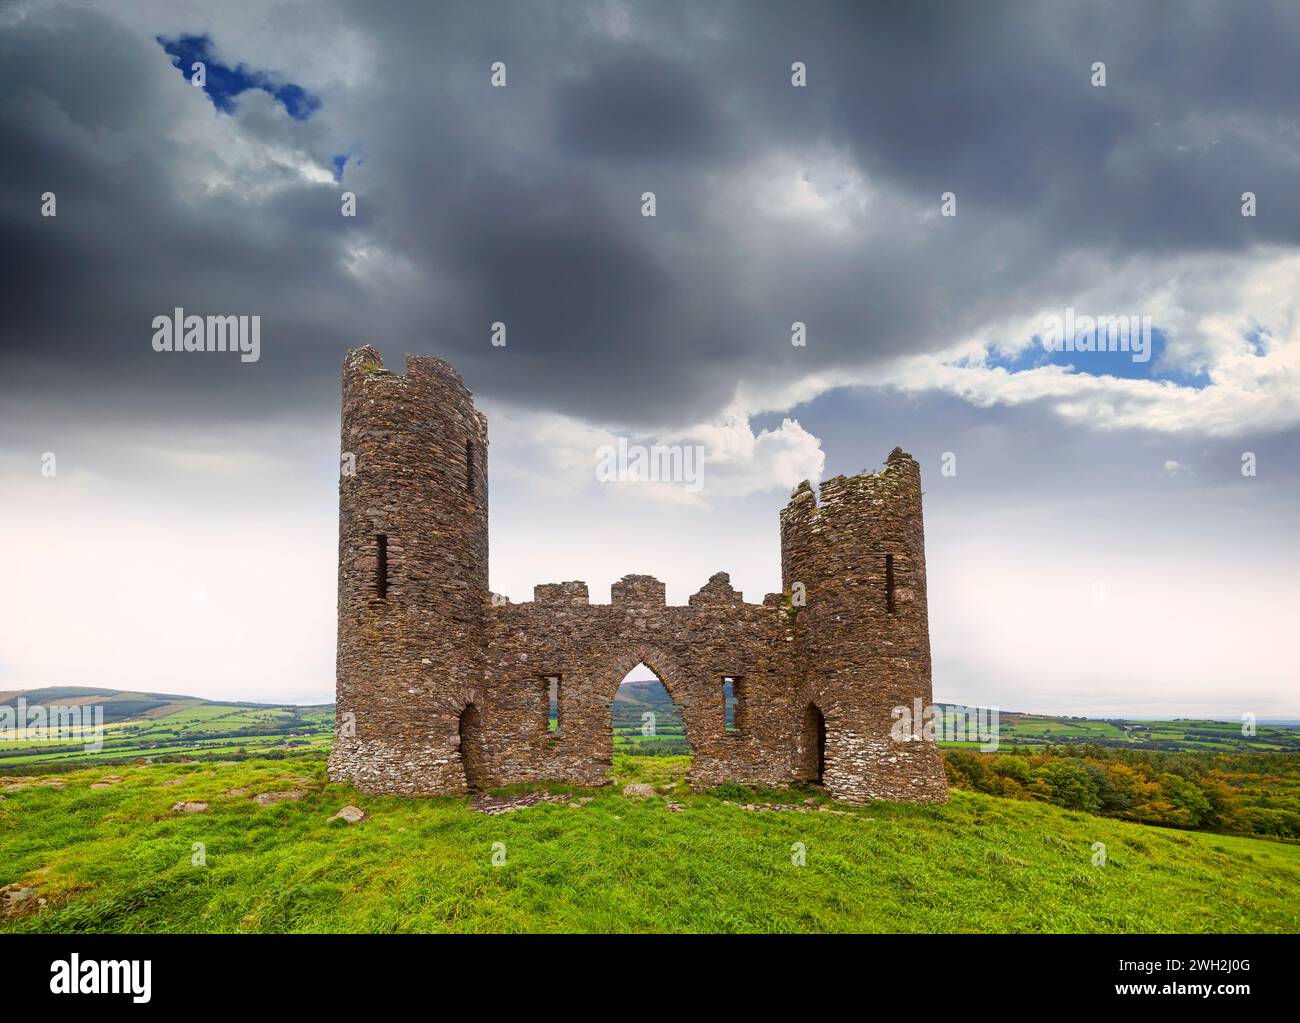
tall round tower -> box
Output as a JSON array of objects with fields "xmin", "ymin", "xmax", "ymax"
[
  {"xmin": 779, "ymin": 448, "xmax": 947, "ymax": 803},
  {"xmin": 328, "ymin": 346, "xmax": 489, "ymax": 795}
]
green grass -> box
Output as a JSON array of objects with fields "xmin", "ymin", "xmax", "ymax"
[{"xmin": 2, "ymin": 753, "xmax": 1296, "ymax": 934}]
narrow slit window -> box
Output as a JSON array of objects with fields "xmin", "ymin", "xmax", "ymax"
[
  {"xmin": 543, "ymin": 675, "xmax": 560, "ymax": 734},
  {"xmin": 723, "ymin": 676, "xmax": 744, "ymax": 734},
  {"xmin": 376, "ymin": 534, "xmax": 388, "ymax": 598},
  {"xmin": 885, "ymin": 553, "xmax": 896, "ymax": 612},
  {"xmin": 466, "ymin": 439, "xmax": 475, "ymax": 493}
]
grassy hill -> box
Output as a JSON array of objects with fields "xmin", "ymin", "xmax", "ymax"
[
  {"xmin": 0, "ymin": 686, "xmax": 332, "ymax": 771},
  {"xmin": 1, "ymin": 752, "xmax": 1296, "ymax": 933}
]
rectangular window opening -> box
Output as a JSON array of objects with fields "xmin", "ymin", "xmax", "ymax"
[
  {"xmin": 723, "ymin": 676, "xmax": 745, "ymax": 734},
  {"xmin": 376, "ymin": 534, "xmax": 388, "ymax": 599},
  {"xmin": 466, "ymin": 439, "xmax": 475, "ymax": 493},
  {"xmin": 543, "ymin": 675, "xmax": 561, "ymax": 734},
  {"xmin": 885, "ymin": 553, "xmax": 896, "ymax": 613}
]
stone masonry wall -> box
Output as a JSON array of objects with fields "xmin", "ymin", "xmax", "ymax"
[{"xmin": 330, "ymin": 348, "xmax": 947, "ymax": 805}]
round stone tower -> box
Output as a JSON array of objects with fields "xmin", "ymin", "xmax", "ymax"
[
  {"xmin": 780, "ymin": 448, "xmax": 948, "ymax": 803},
  {"xmin": 328, "ymin": 345, "xmax": 489, "ymax": 795}
]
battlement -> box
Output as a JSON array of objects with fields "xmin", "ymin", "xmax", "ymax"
[
  {"xmin": 780, "ymin": 448, "xmax": 920, "ymax": 527},
  {"xmin": 610, "ymin": 574, "xmax": 666, "ymax": 607},
  {"xmin": 533, "ymin": 581, "xmax": 590, "ymax": 605},
  {"xmin": 511, "ymin": 571, "xmax": 771, "ymax": 611},
  {"xmin": 343, "ymin": 346, "xmax": 473, "ymax": 403},
  {"xmin": 688, "ymin": 571, "xmax": 743, "ymax": 607}
]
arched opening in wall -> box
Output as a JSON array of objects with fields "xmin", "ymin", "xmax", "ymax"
[
  {"xmin": 458, "ymin": 703, "xmax": 486, "ymax": 791},
  {"xmin": 612, "ymin": 662, "xmax": 692, "ymax": 764},
  {"xmin": 799, "ymin": 702, "xmax": 827, "ymax": 785}
]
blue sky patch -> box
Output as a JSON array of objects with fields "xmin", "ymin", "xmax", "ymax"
[
  {"xmin": 157, "ymin": 34, "xmax": 321, "ymax": 121},
  {"xmin": 983, "ymin": 327, "xmax": 1211, "ymax": 389},
  {"xmin": 1244, "ymin": 323, "xmax": 1271, "ymax": 356}
]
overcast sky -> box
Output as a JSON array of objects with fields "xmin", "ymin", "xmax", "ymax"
[{"xmin": 1, "ymin": 0, "xmax": 1297, "ymax": 716}]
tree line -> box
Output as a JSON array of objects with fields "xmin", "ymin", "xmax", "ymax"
[{"xmin": 942, "ymin": 745, "xmax": 1300, "ymax": 840}]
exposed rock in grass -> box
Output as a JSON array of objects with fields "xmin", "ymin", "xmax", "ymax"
[
  {"xmin": 253, "ymin": 789, "xmax": 306, "ymax": 806},
  {"xmin": 0, "ymin": 883, "xmax": 46, "ymax": 918},
  {"xmin": 171, "ymin": 801, "xmax": 209, "ymax": 814},
  {"xmin": 3, "ymin": 779, "xmax": 67, "ymax": 793},
  {"xmin": 160, "ymin": 778, "xmax": 186, "ymax": 787},
  {"xmin": 331, "ymin": 805, "xmax": 368, "ymax": 823},
  {"xmin": 225, "ymin": 787, "xmax": 249, "ymax": 797},
  {"xmin": 622, "ymin": 783, "xmax": 656, "ymax": 798},
  {"xmin": 472, "ymin": 792, "xmax": 570, "ymax": 815},
  {"xmin": 719, "ymin": 798, "xmax": 857, "ymax": 815}
]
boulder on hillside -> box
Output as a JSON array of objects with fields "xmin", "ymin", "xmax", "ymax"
[
  {"xmin": 331, "ymin": 805, "xmax": 367, "ymax": 823},
  {"xmin": 254, "ymin": 789, "xmax": 305, "ymax": 806}
]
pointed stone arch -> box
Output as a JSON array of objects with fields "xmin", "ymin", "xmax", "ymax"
[{"xmin": 600, "ymin": 644, "xmax": 700, "ymax": 753}]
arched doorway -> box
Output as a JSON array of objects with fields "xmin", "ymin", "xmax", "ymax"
[
  {"xmin": 612, "ymin": 662, "xmax": 692, "ymax": 757},
  {"xmin": 609, "ymin": 662, "xmax": 693, "ymax": 790},
  {"xmin": 799, "ymin": 702, "xmax": 826, "ymax": 784},
  {"xmin": 458, "ymin": 703, "xmax": 486, "ymax": 790}
]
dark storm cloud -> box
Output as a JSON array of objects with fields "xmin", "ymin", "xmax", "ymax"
[
  {"xmin": 2, "ymin": 0, "xmax": 1299, "ymax": 429},
  {"xmin": 553, "ymin": 53, "xmax": 730, "ymax": 161},
  {"xmin": 811, "ymin": 1, "xmax": 1300, "ymax": 248}
]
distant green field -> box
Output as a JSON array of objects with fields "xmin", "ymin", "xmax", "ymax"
[
  {"xmin": 1, "ymin": 753, "xmax": 1296, "ymax": 934},
  {"xmin": 0, "ymin": 688, "xmax": 332, "ymax": 773},
  {"xmin": 936, "ymin": 708, "xmax": 1300, "ymax": 753}
]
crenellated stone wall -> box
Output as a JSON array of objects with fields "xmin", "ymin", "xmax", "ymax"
[
  {"xmin": 479, "ymin": 571, "xmax": 798, "ymax": 791},
  {"xmin": 329, "ymin": 348, "xmax": 948, "ymax": 805}
]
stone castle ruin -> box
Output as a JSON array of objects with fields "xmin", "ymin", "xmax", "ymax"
[{"xmin": 328, "ymin": 347, "xmax": 948, "ymax": 804}]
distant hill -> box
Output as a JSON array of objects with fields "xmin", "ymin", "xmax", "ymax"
[
  {"xmin": 0, "ymin": 686, "xmax": 324, "ymax": 724},
  {"xmin": 3, "ymin": 684, "xmax": 1297, "ymax": 772},
  {"xmin": 936, "ymin": 705, "xmax": 1300, "ymax": 754},
  {"xmin": 0, "ymin": 687, "xmax": 333, "ymax": 772}
]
